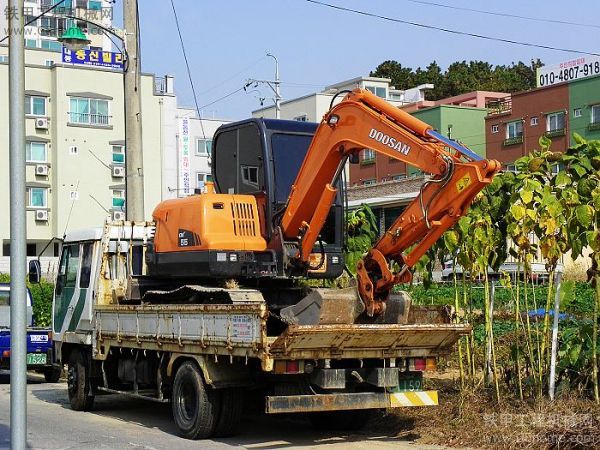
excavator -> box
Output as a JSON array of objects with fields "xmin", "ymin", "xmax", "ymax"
[{"xmin": 146, "ymin": 88, "xmax": 500, "ymax": 320}]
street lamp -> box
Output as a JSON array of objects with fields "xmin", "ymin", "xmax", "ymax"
[
  {"xmin": 266, "ymin": 52, "xmax": 281, "ymax": 119},
  {"xmin": 57, "ymin": 25, "xmax": 91, "ymax": 51}
]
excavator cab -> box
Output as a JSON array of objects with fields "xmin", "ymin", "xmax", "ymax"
[{"xmin": 147, "ymin": 118, "xmax": 345, "ymax": 281}]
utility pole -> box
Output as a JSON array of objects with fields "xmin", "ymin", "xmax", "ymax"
[
  {"xmin": 123, "ymin": 0, "xmax": 145, "ymax": 221},
  {"xmin": 267, "ymin": 52, "xmax": 281, "ymax": 118},
  {"xmin": 8, "ymin": 0, "xmax": 27, "ymax": 448}
]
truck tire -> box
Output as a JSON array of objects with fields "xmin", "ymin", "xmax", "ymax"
[
  {"xmin": 44, "ymin": 365, "xmax": 62, "ymax": 383},
  {"xmin": 213, "ymin": 388, "xmax": 243, "ymax": 437},
  {"xmin": 308, "ymin": 409, "xmax": 373, "ymax": 431},
  {"xmin": 67, "ymin": 350, "xmax": 94, "ymax": 411},
  {"xmin": 172, "ymin": 361, "xmax": 220, "ymax": 439}
]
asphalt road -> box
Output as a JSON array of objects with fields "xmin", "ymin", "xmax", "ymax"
[{"xmin": 0, "ymin": 371, "xmax": 443, "ymax": 450}]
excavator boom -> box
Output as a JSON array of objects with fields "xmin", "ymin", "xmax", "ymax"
[{"xmin": 281, "ymin": 89, "xmax": 500, "ymax": 316}]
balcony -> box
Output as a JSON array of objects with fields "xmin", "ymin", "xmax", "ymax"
[
  {"xmin": 545, "ymin": 128, "xmax": 566, "ymax": 138},
  {"xmin": 588, "ymin": 122, "xmax": 600, "ymax": 132},
  {"xmin": 503, "ymin": 135, "xmax": 524, "ymax": 147},
  {"xmin": 68, "ymin": 112, "xmax": 111, "ymax": 127},
  {"xmin": 487, "ymin": 97, "xmax": 512, "ymax": 116},
  {"xmin": 360, "ymin": 158, "xmax": 375, "ymax": 166}
]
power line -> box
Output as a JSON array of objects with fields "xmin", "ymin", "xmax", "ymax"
[
  {"xmin": 199, "ymin": 86, "xmax": 246, "ymax": 110},
  {"xmin": 404, "ymin": 0, "xmax": 600, "ymax": 30},
  {"xmin": 170, "ymin": 0, "xmax": 206, "ymax": 138},
  {"xmin": 303, "ymin": 0, "xmax": 600, "ymax": 57},
  {"xmin": 197, "ymin": 56, "xmax": 266, "ymax": 96}
]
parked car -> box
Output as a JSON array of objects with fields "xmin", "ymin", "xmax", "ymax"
[
  {"xmin": 441, "ymin": 261, "xmax": 558, "ymax": 283},
  {"xmin": 0, "ymin": 283, "xmax": 61, "ymax": 382}
]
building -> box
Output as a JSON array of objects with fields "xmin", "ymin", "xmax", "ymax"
[
  {"xmin": 0, "ymin": 0, "xmax": 114, "ymax": 52},
  {"xmin": 0, "ymin": 45, "xmax": 167, "ymax": 273},
  {"xmin": 252, "ymin": 76, "xmax": 432, "ymax": 122},
  {"xmin": 485, "ymin": 74, "xmax": 600, "ymax": 166}
]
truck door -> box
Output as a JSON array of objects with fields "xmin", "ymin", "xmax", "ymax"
[{"xmin": 53, "ymin": 242, "xmax": 95, "ymax": 341}]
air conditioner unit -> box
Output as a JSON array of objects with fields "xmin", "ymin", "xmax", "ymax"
[
  {"xmin": 35, "ymin": 210, "xmax": 48, "ymax": 221},
  {"xmin": 35, "ymin": 118, "xmax": 49, "ymax": 129},
  {"xmin": 112, "ymin": 166, "xmax": 125, "ymax": 178},
  {"xmin": 35, "ymin": 164, "xmax": 48, "ymax": 176},
  {"xmin": 112, "ymin": 211, "xmax": 126, "ymax": 221}
]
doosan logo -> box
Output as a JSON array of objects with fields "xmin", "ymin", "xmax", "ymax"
[{"xmin": 368, "ymin": 128, "xmax": 411, "ymax": 155}]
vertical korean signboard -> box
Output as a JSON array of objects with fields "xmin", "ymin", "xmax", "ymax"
[{"xmin": 178, "ymin": 118, "xmax": 191, "ymax": 197}]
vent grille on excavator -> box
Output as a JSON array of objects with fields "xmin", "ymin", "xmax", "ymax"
[{"xmin": 231, "ymin": 202, "xmax": 258, "ymax": 237}]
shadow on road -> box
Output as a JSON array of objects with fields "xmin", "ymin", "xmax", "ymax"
[
  {"xmin": 30, "ymin": 387, "xmax": 419, "ymax": 447},
  {"xmin": 0, "ymin": 370, "xmax": 50, "ymax": 385}
]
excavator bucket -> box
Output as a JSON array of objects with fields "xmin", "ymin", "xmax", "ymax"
[{"xmin": 280, "ymin": 288, "xmax": 417, "ymax": 326}]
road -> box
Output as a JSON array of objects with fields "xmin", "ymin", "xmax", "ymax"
[{"xmin": 0, "ymin": 371, "xmax": 443, "ymax": 450}]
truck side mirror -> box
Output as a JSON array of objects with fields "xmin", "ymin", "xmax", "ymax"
[{"xmin": 28, "ymin": 260, "xmax": 41, "ymax": 284}]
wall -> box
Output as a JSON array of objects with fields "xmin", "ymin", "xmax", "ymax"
[
  {"xmin": 485, "ymin": 83, "xmax": 569, "ymax": 164},
  {"xmin": 568, "ymin": 76, "xmax": 600, "ymax": 144}
]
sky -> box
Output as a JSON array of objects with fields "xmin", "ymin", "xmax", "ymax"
[{"xmin": 114, "ymin": 0, "xmax": 600, "ymax": 121}]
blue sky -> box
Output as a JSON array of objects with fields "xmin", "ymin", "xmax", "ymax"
[{"xmin": 114, "ymin": 0, "xmax": 600, "ymax": 121}]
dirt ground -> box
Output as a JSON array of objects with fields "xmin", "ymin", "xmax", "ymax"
[{"xmin": 373, "ymin": 376, "xmax": 600, "ymax": 450}]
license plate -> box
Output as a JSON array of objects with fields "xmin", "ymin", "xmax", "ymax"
[
  {"xmin": 26, "ymin": 353, "xmax": 47, "ymax": 365},
  {"xmin": 395, "ymin": 376, "xmax": 423, "ymax": 392}
]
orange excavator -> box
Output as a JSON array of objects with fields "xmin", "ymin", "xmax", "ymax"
[{"xmin": 146, "ymin": 88, "xmax": 500, "ymax": 319}]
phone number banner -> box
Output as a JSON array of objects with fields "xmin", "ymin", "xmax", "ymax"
[
  {"xmin": 62, "ymin": 48, "xmax": 124, "ymax": 70},
  {"xmin": 537, "ymin": 56, "xmax": 600, "ymax": 87}
]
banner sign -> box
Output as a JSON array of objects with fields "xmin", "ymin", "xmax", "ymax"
[
  {"xmin": 536, "ymin": 56, "xmax": 600, "ymax": 87},
  {"xmin": 178, "ymin": 117, "xmax": 191, "ymax": 197},
  {"xmin": 62, "ymin": 48, "xmax": 124, "ymax": 70}
]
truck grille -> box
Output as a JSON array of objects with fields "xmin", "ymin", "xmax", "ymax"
[{"xmin": 231, "ymin": 202, "xmax": 258, "ymax": 236}]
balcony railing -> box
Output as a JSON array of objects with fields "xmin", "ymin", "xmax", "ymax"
[
  {"xmin": 68, "ymin": 112, "xmax": 111, "ymax": 127},
  {"xmin": 503, "ymin": 135, "xmax": 524, "ymax": 146},
  {"xmin": 588, "ymin": 122, "xmax": 600, "ymax": 132},
  {"xmin": 487, "ymin": 97, "xmax": 512, "ymax": 116},
  {"xmin": 545, "ymin": 128, "xmax": 566, "ymax": 138}
]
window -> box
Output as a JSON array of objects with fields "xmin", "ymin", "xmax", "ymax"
[
  {"xmin": 25, "ymin": 40, "xmax": 37, "ymax": 48},
  {"xmin": 362, "ymin": 148, "xmax": 375, "ymax": 162},
  {"xmin": 69, "ymin": 97, "xmax": 110, "ymax": 126},
  {"xmin": 530, "ymin": 117, "xmax": 538, "ymax": 126},
  {"xmin": 112, "ymin": 145, "xmax": 125, "ymax": 164},
  {"xmin": 0, "ymin": 56, "xmax": 8, "ymax": 63},
  {"xmin": 241, "ymin": 165, "xmax": 259, "ymax": 188},
  {"xmin": 293, "ymin": 114, "xmax": 308, "ymax": 122},
  {"xmin": 45, "ymin": 60, "xmax": 54, "ymax": 67},
  {"xmin": 27, "ymin": 244, "xmax": 37, "ymax": 257},
  {"xmin": 79, "ymin": 242, "xmax": 94, "ymax": 289},
  {"xmin": 195, "ymin": 138, "xmax": 212, "ymax": 156},
  {"xmin": 25, "ymin": 96, "xmax": 46, "ymax": 116},
  {"xmin": 196, "ymin": 172, "xmax": 213, "ymax": 189},
  {"xmin": 112, "ymin": 189, "xmax": 125, "ymax": 209},
  {"xmin": 506, "ymin": 120, "xmax": 523, "ymax": 139},
  {"xmin": 55, "ymin": 244, "xmax": 80, "ymax": 300},
  {"xmin": 573, "ymin": 108, "xmax": 582, "ymax": 118},
  {"xmin": 27, "ymin": 187, "xmax": 48, "ymax": 208},
  {"xmin": 40, "ymin": 40, "xmax": 62, "ymax": 51},
  {"xmin": 491, "ymin": 124, "xmax": 499, "ymax": 133},
  {"xmin": 505, "ymin": 164, "xmax": 517, "ymax": 173},
  {"xmin": 546, "ymin": 111, "xmax": 565, "ymax": 132},
  {"xmin": 0, "ymin": 290, "xmax": 9, "ymax": 306},
  {"xmin": 365, "ymin": 85, "xmax": 387, "ymax": 99},
  {"xmin": 363, "ymin": 179, "xmax": 376, "ymax": 186},
  {"xmin": 26, "ymin": 142, "xmax": 47, "ymax": 162},
  {"xmin": 591, "ymin": 105, "xmax": 600, "ymax": 124},
  {"xmin": 392, "ymin": 174, "xmax": 406, "ymax": 181},
  {"xmin": 88, "ymin": 0, "xmax": 102, "ymax": 9}
]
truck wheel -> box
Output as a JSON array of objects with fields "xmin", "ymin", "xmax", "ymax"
[
  {"xmin": 213, "ymin": 388, "xmax": 243, "ymax": 437},
  {"xmin": 308, "ymin": 409, "xmax": 373, "ymax": 431},
  {"xmin": 67, "ymin": 350, "xmax": 94, "ymax": 411},
  {"xmin": 172, "ymin": 361, "xmax": 220, "ymax": 439},
  {"xmin": 44, "ymin": 365, "xmax": 62, "ymax": 383}
]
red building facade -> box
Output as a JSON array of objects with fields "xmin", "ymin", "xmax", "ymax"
[{"xmin": 485, "ymin": 84, "xmax": 570, "ymax": 165}]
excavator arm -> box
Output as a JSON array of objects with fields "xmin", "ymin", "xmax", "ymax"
[{"xmin": 281, "ymin": 89, "xmax": 500, "ymax": 316}]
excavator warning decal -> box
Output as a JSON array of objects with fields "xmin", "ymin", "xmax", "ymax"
[
  {"xmin": 178, "ymin": 229, "xmax": 201, "ymax": 247},
  {"xmin": 455, "ymin": 174, "xmax": 472, "ymax": 193}
]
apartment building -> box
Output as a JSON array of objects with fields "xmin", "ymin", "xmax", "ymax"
[
  {"xmin": 485, "ymin": 74, "xmax": 600, "ymax": 166},
  {"xmin": 0, "ymin": 0, "xmax": 113, "ymax": 52}
]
